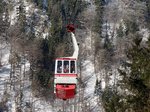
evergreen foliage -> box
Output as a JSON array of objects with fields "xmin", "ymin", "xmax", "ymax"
[
  {"xmin": 0, "ymin": 1, "xmax": 2, "ymax": 14},
  {"xmin": 124, "ymin": 20, "xmax": 139, "ymax": 36},
  {"xmin": 102, "ymin": 16, "xmax": 150, "ymax": 111},
  {"xmin": 47, "ymin": 0, "xmax": 87, "ymax": 57},
  {"xmin": 33, "ymin": 0, "xmax": 43, "ymax": 8},
  {"xmin": 17, "ymin": 2, "xmax": 27, "ymax": 33},
  {"xmin": 146, "ymin": 0, "xmax": 150, "ymax": 29},
  {"xmin": 118, "ymin": 34, "xmax": 150, "ymax": 112},
  {"xmin": 37, "ymin": 69, "xmax": 51, "ymax": 87},
  {"xmin": 102, "ymin": 89, "xmax": 125, "ymax": 112},
  {"xmin": 94, "ymin": 79, "xmax": 102, "ymax": 95},
  {"xmin": 93, "ymin": 0, "xmax": 107, "ymax": 68},
  {"xmin": 117, "ymin": 24, "xmax": 124, "ymax": 38},
  {"xmin": 102, "ymin": 34, "xmax": 150, "ymax": 112},
  {"xmin": 94, "ymin": 0, "xmax": 104, "ymax": 35},
  {"xmin": 0, "ymin": 1, "xmax": 9, "ymax": 36}
]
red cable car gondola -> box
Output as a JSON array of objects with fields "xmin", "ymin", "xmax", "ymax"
[{"xmin": 54, "ymin": 24, "xmax": 79, "ymax": 100}]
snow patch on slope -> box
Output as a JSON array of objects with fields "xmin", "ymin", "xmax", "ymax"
[
  {"xmin": 140, "ymin": 28, "xmax": 150, "ymax": 41},
  {"xmin": 0, "ymin": 44, "xmax": 10, "ymax": 103},
  {"xmin": 1, "ymin": 0, "xmax": 52, "ymax": 111},
  {"xmin": 82, "ymin": 60, "xmax": 96, "ymax": 96},
  {"xmin": 9, "ymin": 0, "xmax": 50, "ymax": 39}
]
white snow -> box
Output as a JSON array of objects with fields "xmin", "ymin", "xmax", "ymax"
[
  {"xmin": 140, "ymin": 28, "xmax": 150, "ymax": 41},
  {"xmin": 22, "ymin": 80, "xmax": 53, "ymax": 112},
  {"xmin": 9, "ymin": 0, "xmax": 50, "ymax": 39},
  {"xmin": 79, "ymin": 25, "xmax": 100, "ymax": 111},
  {"xmin": 101, "ymin": 79, "xmax": 106, "ymax": 90},
  {"xmin": 82, "ymin": 60, "xmax": 96, "ymax": 96},
  {"xmin": 0, "ymin": 48, "xmax": 53, "ymax": 111},
  {"xmin": 9, "ymin": 2, "xmax": 18, "ymax": 25},
  {"xmin": 0, "ymin": 44, "xmax": 10, "ymax": 103},
  {"xmin": 1, "ymin": 52, "xmax": 10, "ymax": 65},
  {"xmin": 42, "ymin": 32, "xmax": 49, "ymax": 39},
  {"xmin": 0, "ymin": 0, "xmax": 52, "ymax": 111}
]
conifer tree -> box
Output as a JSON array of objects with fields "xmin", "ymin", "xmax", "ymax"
[{"xmin": 118, "ymin": 33, "xmax": 150, "ymax": 112}]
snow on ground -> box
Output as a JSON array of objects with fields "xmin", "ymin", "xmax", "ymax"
[
  {"xmin": 0, "ymin": 44, "xmax": 10, "ymax": 102},
  {"xmin": 23, "ymin": 78, "xmax": 53, "ymax": 112},
  {"xmin": 81, "ymin": 28, "xmax": 96, "ymax": 97},
  {"xmin": 1, "ymin": 0, "xmax": 52, "ymax": 111},
  {"xmin": 22, "ymin": 62, "xmax": 53, "ymax": 112},
  {"xmin": 0, "ymin": 48, "xmax": 53, "ymax": 111},
  {"xmin": 23, "ymin": 0, "xmax": 50, "ymax": 39},
  {"xmin": 101, "ymin": 79, "xmax": 106, "ymax": 90},
  {"xmin": 80, "ymin": 26, "xmax": 101, "ymax": 111},
  {"xmin": 9, "ymin": 7, "xmax": 17, "ymax": 25},
  {"xmin": 9, "ymin": 0, "xmax": 50, "ymax": 39},
  {"xmin": 140, "ymin": 28, "xmax": 150, "ymax": 41},
  {"xmin": 78, "ymin": 1, "xmax": 104, "ymax": 111},
  {"xmin": 9, "ymin": 0, "xmax": 20, "ymax": 25},
  {"xmin": 42, "ymin": 32, "xmax": 49, "ymax": 39},
  {"xmin": 82, "ymin": 60, "xmax": 96, "ymax": 96}
]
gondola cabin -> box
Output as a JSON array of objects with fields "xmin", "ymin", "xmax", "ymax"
[{"xmin": 54, "ymin": 57, "xmax": 78, "ymax": 100}]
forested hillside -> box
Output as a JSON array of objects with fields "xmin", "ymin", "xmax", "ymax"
[{"xmin": 0, "ymin": 0, "xmax": 150, "ymax": 112}]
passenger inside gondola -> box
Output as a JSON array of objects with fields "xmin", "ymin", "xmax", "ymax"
[
  {"xmin": 70, "ymin": 61, "xmax": 75, "ymax": 73},
  {"xmin": 64, "ymin": 61, "xmax": 69, "ymax": 73},
  {"xmin": 57, "ymin": 61, "xmax": 62, "ymax": 73}
]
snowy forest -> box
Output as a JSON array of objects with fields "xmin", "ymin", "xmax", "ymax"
[{"xmin": 0, "ymin": 0, "xmax": 150, "ymax": 112}]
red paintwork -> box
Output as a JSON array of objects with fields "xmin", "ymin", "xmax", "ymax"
[
  {"xmin": 55, "ymin": 73, "xmax": 77, "ymax": 100},
  {"xmin": 56, "ymin": 57, "xmax": 76, "ymax": 60},
  {"xmin": 67, "ymin": 24, "xmax": 75, "ymax": 33},
  {"xmin": 56, "ymin": 84, "xmax": 76, "ymax": 100}
]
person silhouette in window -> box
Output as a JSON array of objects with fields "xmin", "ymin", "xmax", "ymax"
[
  {"xmin": 71, "ymin": 65, "xmax": 75, "ymax": 73},
  {"xmin": 57, "ymin": 65, "xmax": 62, "ymax": 73},
  {"xmin": 64, "ymin": 64, "xmax": 69, "ymax": 73}
]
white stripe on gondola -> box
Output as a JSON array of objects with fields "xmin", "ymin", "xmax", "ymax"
[{"xmin": 55, "ymin": 76, "xmax": 77, "ymax": 84}]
